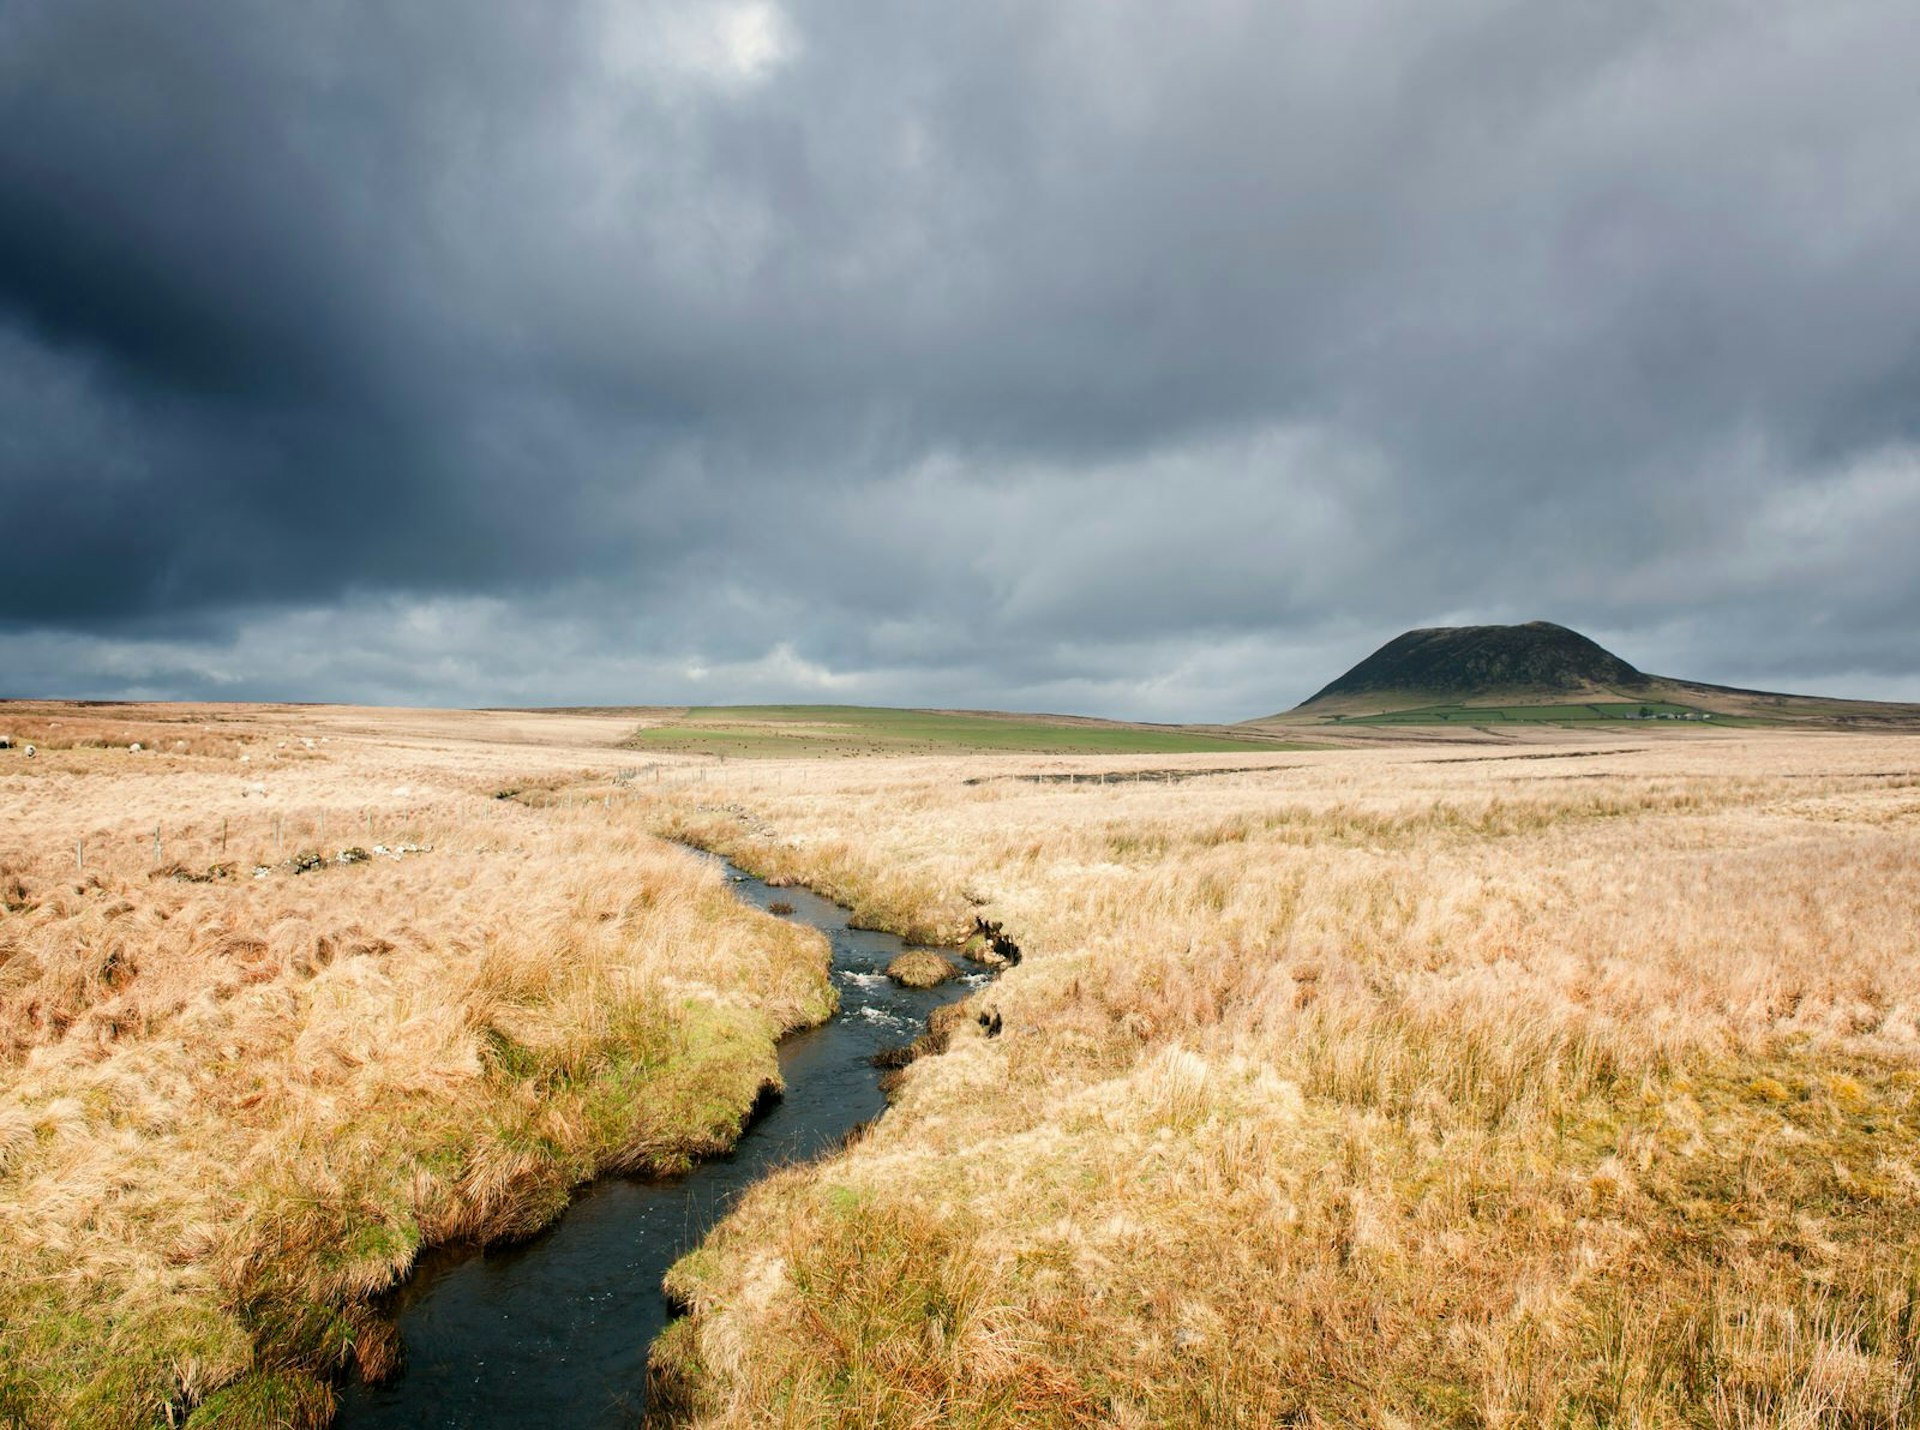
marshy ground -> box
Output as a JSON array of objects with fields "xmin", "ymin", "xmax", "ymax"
[{"xmin": 3, "ymin": 705, "xmax": 1918, "ymax": 1427}]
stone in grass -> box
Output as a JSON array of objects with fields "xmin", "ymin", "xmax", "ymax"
[{"xmin": 884, "ymin": 950, "xmax": 962, "ymax": 989}]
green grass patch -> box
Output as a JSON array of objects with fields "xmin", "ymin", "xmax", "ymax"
[
  {"xmin": 183, "ymin": 1371, "xmax": 333, "ymax": 1430},
  {"xmin": 624, "ymin": 705, "xmax": 1298, "ymax": 758}
]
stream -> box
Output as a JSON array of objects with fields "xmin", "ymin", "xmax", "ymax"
[{"xmin": 336, "ymin": 856, "xmax": 986, "ymax": 1428}]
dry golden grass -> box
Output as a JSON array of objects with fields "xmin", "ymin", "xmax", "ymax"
[
  {"xmin": 0, "ymin": 705, "xmax": 831, "ymax": 1429},
  {"xmin": 10, "ymin": 707, "xmax": 1920, "ymax": 1428},
  {"xmin": 638, "ymin": 732, "xmax": 1920, "ymax": 1427}
]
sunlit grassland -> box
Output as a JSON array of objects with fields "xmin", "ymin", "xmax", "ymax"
[
  {"xmin": 622, "ymin": 705, "xmax": 1300, "ymax": 758},
  {"xmin": 634, "ymin": 735, "xmax": 1920, "ymax": 1427},
  {"xmin": 9, "ymin": 704, "xmax": 1919, "ymax": 1428},
  {"xmin": 0, "ymin": 707, "xmax": 831, "ymax": 1429}
]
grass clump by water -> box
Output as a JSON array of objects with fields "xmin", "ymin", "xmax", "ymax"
[{"xmin": 884, "ymin": 951, "xmax": 961, "ymax": 988}]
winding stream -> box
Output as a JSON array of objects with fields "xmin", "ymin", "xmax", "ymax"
[{"xmin": 336, "ymin": 856, "xmax": 985, "ymax": 1428}]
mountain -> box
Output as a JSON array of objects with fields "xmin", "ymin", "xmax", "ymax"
[
  {"xmin": 1264, "ymin": 621, "xmax": 1920, "ymax": 728},
  {"xmin": 1299, "ymin": 622, "xmax": 1650, "ymax": 708}
]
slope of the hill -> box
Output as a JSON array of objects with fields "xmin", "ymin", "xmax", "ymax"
[{"xmin": 1298, "ymin": 621, "xmax": 1650, "ymax": 710}]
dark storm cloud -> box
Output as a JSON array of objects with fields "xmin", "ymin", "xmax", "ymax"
[{"xmin": 3, "ymin": 0, "xmax": 1919, "ymax": 713}]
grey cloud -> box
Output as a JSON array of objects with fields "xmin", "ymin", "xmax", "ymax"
[{"xmin": 2, "ymin": 0, "xmax": 1918, "ymax": 714}]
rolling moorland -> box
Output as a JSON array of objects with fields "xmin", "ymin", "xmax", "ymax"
[{"xmin": 2, "ymin": 647, "xmax": 1919, "ymax": 1427}]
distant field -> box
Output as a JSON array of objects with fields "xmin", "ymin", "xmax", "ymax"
[
  {"xmin": 1268, "ymin": 677, "xmax": 1920, "ymax": 732},
  {"xmin": 622, "ymin": 705, "xmax": 1297, "ymax": 757},
  {"xmin": 1333, "ymin": 699, "xmax": 1742, "ymax": 726}
]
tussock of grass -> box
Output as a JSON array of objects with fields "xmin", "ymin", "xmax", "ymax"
[
  {"xmin": 0, "ymin": 707, "xmax": 831, "ymax": 1427},
  {"xmin": 884, "ymin": 951, "xmax": 961, "ymax": 989},
  {"xmin": 637, "ymin": 737, "xmax": 1920, "ymax": 1426}
]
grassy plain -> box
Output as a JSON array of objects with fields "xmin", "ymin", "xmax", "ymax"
[
  {"xmin": 7, "ymin": 702, "xmax": 1920, "ymax": 1429},
  {"xmin": 637, "ymin": 730, "xmax": 1920, "ymax": 1427},
  {"xmin": 0, "ymin": 704, "xmax": 830, "ymax": 1429},
  {"xmin": 620, "ymin": 705, "xmax": 1295, "ymax": 758}
]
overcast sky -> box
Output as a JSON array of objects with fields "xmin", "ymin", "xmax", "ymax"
[{"xmin": 3, "ymin": 0, "xmax": 1918, "ymax": 719}]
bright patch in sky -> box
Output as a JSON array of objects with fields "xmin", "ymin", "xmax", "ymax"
[{"xmin": 599, "ymin": 0, "xmax": 793, "ymax": 87}]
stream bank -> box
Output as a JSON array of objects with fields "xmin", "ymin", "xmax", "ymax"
[{"xmin": 334, "ymin": 856, "xmax": 989, "ymax": 1428}]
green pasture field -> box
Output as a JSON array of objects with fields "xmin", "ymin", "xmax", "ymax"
[{"xmin": 623, "ymin": 705, "xmax": 1301, "ymax": 757}]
